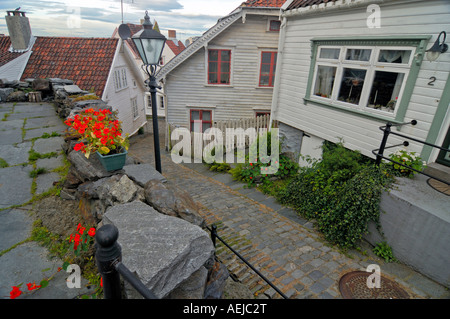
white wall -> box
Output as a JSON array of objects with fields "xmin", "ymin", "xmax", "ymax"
[
  {"xmin": 102, "ymin": 40, "xmax": 147, "ymax": 136},
  {"xmin": 273, "ymin": 0, "xmax": 450, "ymax": 162}
]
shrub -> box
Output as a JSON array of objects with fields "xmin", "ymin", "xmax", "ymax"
[
  {"xmin": 230, "ymin": 131, "xmax": 299, "ymax": 186},
  {"xmin": 279, "ymin": 141, "xmax": 394, "ymax": 249}
]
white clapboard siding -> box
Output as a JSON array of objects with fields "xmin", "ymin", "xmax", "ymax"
[
  {"xmin": 165, "ymin": 13, "xmax": 279, "ymax": 130},
  {"xmin": 274, "ymin": 0, "xmax": 450, "ymax": 160}
]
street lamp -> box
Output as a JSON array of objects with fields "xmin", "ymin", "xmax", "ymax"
[{"xmin": 132, "ymin": 11, "xmax": 166, "ymax": 173}]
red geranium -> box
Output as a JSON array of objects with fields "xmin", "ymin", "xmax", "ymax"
[
  {"xmin": 65, "ymin": 108, "xmax": 129, "ymax": 158},
  {"xmin": 10, "ymin": 286, "xmax": 22, "ymax": 299}
]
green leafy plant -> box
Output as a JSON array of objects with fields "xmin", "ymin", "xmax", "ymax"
[
  {"xmin": 279, "ymin": 141, "xmax": 394, "ymax": 249},
  {"xmin": 230, "ymin": 131, "xmax": 299, "ymax": 186},
  {"xmin": 388, "ymin": 149, "xmax": 426, "ymax": 178},
  {"xmin": 373, "ymin": 241, "xmax": 396, "ymax": 262}
]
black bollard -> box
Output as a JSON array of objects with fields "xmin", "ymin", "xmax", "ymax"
[{"xmin": 95, "ymin": 224, "xmax": 122, "ymax": 299}]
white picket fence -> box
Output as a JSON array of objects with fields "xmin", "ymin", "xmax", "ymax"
[{"xmin": 167, "ymin": 114, "xmax": 277, "ymax": 159}]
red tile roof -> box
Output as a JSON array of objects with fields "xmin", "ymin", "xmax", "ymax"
[
  {"xmin": 165, "ymin": 40, "xmax": 186, "ymax": 56},
  {"xmin": 287, "ymin": 0, "xmax": 335, "ymax": 10},
  {"xmin": 21, "ymin": 36, "xmax": 118, "ymax": 97},
  {"xmin": 241, "ymin": 0, "xmax": 287, "ymax": 8},
  {"xmin": 0, "ymin": 36, "xmax": 27, "ymax": 67}
]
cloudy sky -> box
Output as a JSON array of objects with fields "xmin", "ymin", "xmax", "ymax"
[{"xmin": 0, "ymin": 0, "xmax": 244, "ymax": 42}]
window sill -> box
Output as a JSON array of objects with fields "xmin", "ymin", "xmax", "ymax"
[
  {"xmin": 303, "ymin": 97, "xmax": 403, "ymax": 124},
  {"xmin": 204, "ymin": 84, "xmax": 234, "ymax": 88}
]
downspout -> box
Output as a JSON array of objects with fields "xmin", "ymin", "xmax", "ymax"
[{"xmin": 269, "ymin": 13, "xmax": 287, "ymax": 130}]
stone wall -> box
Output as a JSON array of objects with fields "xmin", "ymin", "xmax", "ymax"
[{"xmin": 62, "ymin": 139, "xmax": 228, "ymax": 298}]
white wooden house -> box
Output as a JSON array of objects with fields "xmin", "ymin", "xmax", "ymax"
[
  {"xmin": 270, "ymin": 0, "xmax": 450, "ymax": 288},
  {"xmin": 271, "ymin": 0, "xmax": 450, "ymax": 169},
  {"xmin": 156, "ymin": 0, "xmax": 287, "ymax": 137}
]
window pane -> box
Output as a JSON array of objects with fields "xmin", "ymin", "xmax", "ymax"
[
  {"xmin": 378, "ymin": 50, "xmax": 411, "ymax": 64},
  {"xmin": 261, "ymin": 63, "xmax": 271, "ymax": 75},
  {"xmin": 345, "ymin": 49, "xmax": 371, "ymax": 61},
  {"xmin": 269, "ymin": 20, "xmax": 281, "ymax": 31},
  {"xmin": 221, "ymin": 62, "xmax": 230, "ymax": 73},
  {"xmin": 319, "ymin": 48, "xmax": 340, "ymax": 59},
  {"xmin": 220, "ymin": 73, "xmax": 230, "ymax": 84},
  {"xmin": 367, "ymin": 71, "xmax": 405, "ymax": 112},
  {"xmin": 262, "ymin": 52, "xmax": 272, "ymax": 64},
  {"xmin": 259, "ymin": 76, "xmax": 270, "ymax": 86},
  {"xmin": 202, "ymin": 111, "xmax": 211, "ymax": 121},
  {"xmin": 209, "ymin": 73, "xmax": 218, "ymax": 84},
  {"xmin": 191, "ymin": 111, "xmax": 200, "ymax": 120},
  {"xmin": 221, "ymin": 50, "xmax": 231, "ymax": 62},
  {"xmin": 208, "ymin": 50, "xmax": 218, "ymax": 61},
  {"xmin": 338, "ymin": 68, "xmax": 367, "ymax": 105},
  {"xmin": 202, "ymin": 122, "xmax": 212, "ymax": 133},
  {"xmin": 209, "ymin": 62, "xmax": 217, "ymax": 73},
  {"xmin": 313, "ymin": 65, "xmax": 337, "ymax": 98}
]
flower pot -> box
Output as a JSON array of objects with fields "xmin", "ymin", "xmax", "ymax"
[{"xmin": 96, "ymin": 149, "xmax": 128, "ymax": 172}]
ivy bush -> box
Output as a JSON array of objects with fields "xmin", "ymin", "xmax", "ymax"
[{"xmin": 279, "ymin": 141, "xmax": 394, "ymax": 249}]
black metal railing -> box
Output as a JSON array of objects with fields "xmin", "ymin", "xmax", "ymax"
[
  {"xmin": 95, "ymin": 224, "xmax": 157, "ymax": 299},
  {"xmin": 208, "ymin": 224, "xmax": 288, "ymax": 299},
  {"xmin": 372, "ymin": 120, "xmax": 450, "ymax": 185}
]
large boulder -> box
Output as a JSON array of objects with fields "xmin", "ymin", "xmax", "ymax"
[
  {"xmin": 6, "ymin": 90, "xmax": 26, "ymax": 102},
  {"xmin": 144, "ymin": 179, "xmax": 205, "ymax": 227},
  {"xmin": 102, "ymin": 201, "xmax": 215, "ymax": 299}
]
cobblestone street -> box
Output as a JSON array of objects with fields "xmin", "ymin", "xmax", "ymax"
[{"xmin": 128, "ymin": 130, "xmax": 450, "ymax": 299}]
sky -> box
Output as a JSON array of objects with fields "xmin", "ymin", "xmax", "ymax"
[{"xmin": 0, "ymin": 0, "xmax": 244, "ymax": 42}]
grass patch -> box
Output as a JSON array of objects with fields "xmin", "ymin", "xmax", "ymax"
[
  {"xmin": 0, "ymin": 157, "xmax": 9, "ymax": 168},
  {"xmin": 29, "ymin": 167, "xmax": 47, "ymax": 178},
  {"xmin": 28, "ymin": 149, "xmax": 58, "ymax": 162}
]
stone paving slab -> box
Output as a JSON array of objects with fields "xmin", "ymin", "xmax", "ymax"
[
  {"xmin": 0, "ymin": 128, "xmax": 23, "ymax": 145},
  {"xmin": 0, "ymin": 208, "xmax": 34, "ymax": 251},
  {"xmin": 0, "ymin": 142, "xmax": 32, "ymax": 166},
  {"xmin": 0, "ymin": 165, "xmax": 33, "ymax": 208},
  {"xmin": 33, "ymin": 136, "xmax": 65, "ymax": 154}
]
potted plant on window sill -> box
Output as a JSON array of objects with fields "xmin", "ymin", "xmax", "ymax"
[{"xmin": 65, "ymin": 108, "xmax": 129, "ymax": 172}]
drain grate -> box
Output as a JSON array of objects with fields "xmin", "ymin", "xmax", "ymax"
[{"xmin": 339, "ymin": 271, "xmax": 410, "ymax": 299}]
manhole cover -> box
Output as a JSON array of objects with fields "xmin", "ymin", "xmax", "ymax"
[{"xmin": 339, "ymin": 271, "xmax": 410, "ymax": 299}]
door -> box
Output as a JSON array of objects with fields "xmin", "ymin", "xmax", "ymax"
[{"xmin": 436, "ymin": 126, "xmax": 450, "ymax": 167}]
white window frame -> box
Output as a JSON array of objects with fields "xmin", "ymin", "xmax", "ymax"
[
  {"xmin": 310, "ymin": 45, "xmax": 414, "ymax": 118},
  {"xmin": 131, "ymin": 97, "xmax": 139, "ymax": 120},
  {"xmin": 114, "ymin": 67, "xmax": 129, "ymax": 92}
]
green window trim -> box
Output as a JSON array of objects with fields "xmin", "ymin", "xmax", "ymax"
[{"xmin": 304, "ymin": 35, "xmax": 431, "ymax": 124}]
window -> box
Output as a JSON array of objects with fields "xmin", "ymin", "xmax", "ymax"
[
  {"xmin": 311, "ymin": 45, "xmax": 414, "ymax": 115},
  {"xmin": 114, "ymin": 68, "xmax": 128, "ymax": 91},
  {"xmin": 259, "ymin": 51, "xmax": 277, "ymax": 87},
  {"xmin": 208, "ymin": 49, "xmax": 231, "ymax": 85},
  {"xmin": 190, "ymin": 110, "xmax": 212, "ymax": 133},
  {"xmin": 159, "ymin": 95, "xmax": 164, "ymax": 109},
  {"xmin": 256, "ymin": 112, "xmax": 270, "ymax": 117},
  {"xmin": 131, "ymin": 98, "xmax": 139, "ymax": 120},
  {"xmin": 269, "ymin": 20, "xmax": 281, "ymax": 32}
]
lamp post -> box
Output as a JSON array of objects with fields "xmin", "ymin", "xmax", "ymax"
[{"xmin": 132, "ymin": 11, "xmax": 166, "ymax": 173}]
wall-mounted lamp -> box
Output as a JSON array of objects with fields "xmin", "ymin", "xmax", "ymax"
[{"xmin": 426, "ymin": 31, "xmax": 448, "ymax": 62}]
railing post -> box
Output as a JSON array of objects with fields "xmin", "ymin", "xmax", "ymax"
[
  {"xmin": 376, "ymin": 122, "xmax": 392, "ymax": 166},
  {"xmin": 211, "ymin": 224, "xmax": 217, "ymax": 248},
  {"xmin": 95, "ymin": 224, "xmax": 122, "ymax": 299}
]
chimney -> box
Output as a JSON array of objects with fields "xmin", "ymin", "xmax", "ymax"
[
  {"xmin": 5, "ymin": 9, "xmax": 32, "ymax": 51},
  {"xmin": 168, "ymin": 30, "xmax": 176, "ymax": 39}
]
